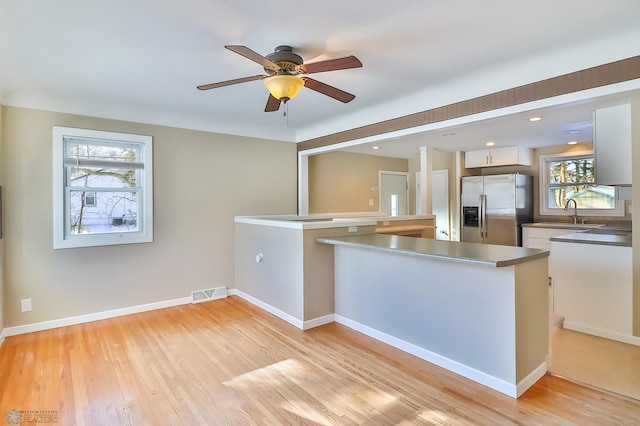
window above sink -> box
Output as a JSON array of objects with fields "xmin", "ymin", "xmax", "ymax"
[{"xmin": 539, "ymin": 151, "xmax": 625, "ymax": 218}]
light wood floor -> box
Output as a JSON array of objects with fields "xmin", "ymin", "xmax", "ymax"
[
  {"xmin": 549, "ymin": 321, "xmax": 640, "ymax": 400},
  {"xmin": 1, "ymin": 296, "xmax": 639, "ymax": 425}
]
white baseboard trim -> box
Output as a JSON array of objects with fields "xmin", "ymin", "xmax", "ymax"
[
  {"xmin": 232, "ymin": 289, "xmax": 304, "ymax": 329},
  {"xmin": 0, "ymin": 328, "xmax": 6, "ymax": 348},
  {"xmin": 232, "ymin": 289, "xmax": 333, "ymax": 330},
  {"xmin": 517, "ymin": 362, "xmax": 548, "ymax": 398},
  {"xmin": 335, "ymin": 314, "xmax": 535, "ymax": 399},
  {"xmin": 2, "ymin": 296, "xmax": 192, "ymax": 338},
  {"xmin": 303, "ymin": 314, "xmax": 335, "ymax": 330},
  {"xmin": 563, "ymin": 321, "xmax": 640, "ymax": 347}
]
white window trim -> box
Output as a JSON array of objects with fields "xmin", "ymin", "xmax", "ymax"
[
  {"xmin": 538, "ymin": 150, "xmax": 624, "ymax": 217},
  {"xmin": 53, "ymin": 126, "xmax": 154, "ymax": 249}
]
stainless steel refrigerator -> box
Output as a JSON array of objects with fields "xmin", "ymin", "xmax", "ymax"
[{"xmin": 461, "ymin": 173, "xmax": 533, "ymax": 246}]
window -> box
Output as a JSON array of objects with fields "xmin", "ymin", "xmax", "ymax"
[
  {"xmin": 84, "ymin": 192, "xmax": 97, "ymax": 207},
  {"xmin": 539, "ymin": 151, "xmax": 623, "ymax": 217},
  {"xmin": 53, "ymin": 127, "xmax": 153, "ymax": 249}
]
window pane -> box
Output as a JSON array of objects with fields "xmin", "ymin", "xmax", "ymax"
[
  {"xmin": 69, "ymin": 190, "xmax": 138, "ymax": 234},
  {"xmin": 85, "ymin": 192, "xmax": 96, "ymax": 207},
  {"xmin": 548, "ymin": 185, "xmax": 616, "ymax": 209},
  {"xmin": 65, "ymin": 141, "xmax": 140, "ymax": 163},
  {"xmin": 67, "ymin": 165, "xmax": 137, "ymax": 188},
  {"xmin": 548, "ymin": 158, "xmax": 594, "ymax": 184}
]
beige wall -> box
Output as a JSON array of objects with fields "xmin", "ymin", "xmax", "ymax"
[
  {"xmin": 308, "ymin": 151, "xmax": 408, "ymax": 214},
  {"xmin": 1, "ymin": 106, "xmax": 297, "ymax": 327}
]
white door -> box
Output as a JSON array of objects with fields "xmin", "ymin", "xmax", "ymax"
[
  {"xmin": 432, "ymin": 170, "xmax": 450, "ymax": 240},
  {"xmin": 380, "ymin": 172, "xmax": 408, "ymax": 216}
]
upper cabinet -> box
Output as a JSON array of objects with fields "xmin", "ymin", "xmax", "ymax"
[
  {"xmin": 593, "ymin": 103, "xmax": 632, "ymax": 186},
  {"xmin": 464, "ymin": 146, "xmax": 532, "ymax": 168}
]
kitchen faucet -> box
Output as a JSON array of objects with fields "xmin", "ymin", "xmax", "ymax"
[{"xmin": 563, "ymin": 199, "xmax": 578, "ymax": 224}]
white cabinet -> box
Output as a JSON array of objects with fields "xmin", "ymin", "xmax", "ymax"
[
  {"xmin": 551, "ymin": 241, "xmax": 633, "ymax": 343},
  {"xmin": 464, "ymin": 149, "xmax": 492, "ymax": 168},
  {"xmin": 464, "ymin": 146, "xmax": 532, "ymax": 168},
  {"xmin": 593, "ymin": 103, "xmax": 632, "ymax": 186},
  {"xmin": 522, "ymin": 227, "xmax": 573, "ymax": 279}
]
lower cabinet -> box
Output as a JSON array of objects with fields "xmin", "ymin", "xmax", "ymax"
[
  {"xmin": 522, "ymin": 227, "xmax": 575, "ymax": 279},
  {"xmin": 551, "ymin": 241, "xmax": 633, "ymax": 343}
]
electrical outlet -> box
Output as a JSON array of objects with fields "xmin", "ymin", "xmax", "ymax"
[
  {"xmin": 21, "ymin": 298, "xmax": 32, "ymax": 312},
  {"xmin": 348, "ymin": 226, "xmax": 358, "ymax": 233},
  {"xmin": 629, "ymin": 204, "xmax": 633, "ymax": 215},
  {"xmin": 368, "ymin": 198, "xmax": 374, "ymax": 206}
]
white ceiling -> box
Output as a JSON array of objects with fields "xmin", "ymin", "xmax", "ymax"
[{"xmin": 1, "ymin": 0, "xmax": 640, "ymax": 157}]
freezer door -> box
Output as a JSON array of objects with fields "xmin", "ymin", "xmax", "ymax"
[
  {"xmin": 461, "ymin": 176, "xmax": 483, "ymax": 207},
  {"xmin": 483, "ymin": 217, "xmax": 519, "ymax": 245},
  {"xmin": 461, "ymin": 224, "xmax": 484, "ymax": 243},
  {"xmin": 461, "ymin": 176, "xmax": 484, "ymax": 243},
  {"xmin": 484, "ymin": 174, "xmax": 519, "ymax": 246}
]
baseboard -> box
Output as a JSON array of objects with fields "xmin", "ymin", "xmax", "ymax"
[
  {"xmin": 232, "ymin": 289, "xmax": 304, "ymax": 329},
  {"xmin": 2, "ymin": 296, "xmax": 192, "ymax": 338},
  {"xmin": 303, "ymin": 314, "xmax": 334, "ymax": 329},
  {"xmin": 0, "ymin": 327, "xmax": 6, "ymax": 348},
  {"xmin": 335, "ymin": 314, "xmax": 531, "ymax": 399},
  {"xmin": 232, "ymin": 289, "xmax": 333, "ymax": 330},
  {"xmin": 563, "ymin": 321, "xmax": 640, "ymax": 347},
  {"xmin": 516, "ymin": 362, "xmax": 547, "ymax": 397}
]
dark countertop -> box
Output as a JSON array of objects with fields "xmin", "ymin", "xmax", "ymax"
[
  {"xmin": 317, "ymin": 234, "xmax": 549, "ymax": 267},
  {"xmin": 524, "ymin": 222, "xmax": 632, "ymax": 247},
  {"xmin": 550, "ymin": 229, "xmax": 632, "ymax": 247},
  {"xmin": 521, "ymin": 222, "xmax": 605, "ymax": 230}
]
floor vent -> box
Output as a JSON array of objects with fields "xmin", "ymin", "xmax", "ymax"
[{"xmin": 191, "ymin": 287, "xmax": 228, "ymax": 304}]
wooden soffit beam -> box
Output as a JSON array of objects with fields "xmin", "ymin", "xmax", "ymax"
[{"xmin": 297, "ymin": 55, "xmax": 640, "ymax": 152}]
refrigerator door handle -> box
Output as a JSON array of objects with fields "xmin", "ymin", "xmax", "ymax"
[
  {"xmin": 480, "ymin": 194, "xmax": 487, "ymax": 238},
  {"xmin": 477, "ymin": 195, "xmax": 482, "ymax": 235}
]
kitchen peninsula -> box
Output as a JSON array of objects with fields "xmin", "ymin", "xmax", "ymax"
[{"xmin": 234, "ymin": 215, "xmax": 550, "ymax": 398}]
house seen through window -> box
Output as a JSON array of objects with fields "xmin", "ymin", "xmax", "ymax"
[{"xmin": 53, "ymin": 127, "xmax": 153, "ymax": 249}]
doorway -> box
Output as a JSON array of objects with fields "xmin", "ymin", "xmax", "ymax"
[{"xmin": 379, "ymin": 171, "xmax": 409, "ymax": 216}]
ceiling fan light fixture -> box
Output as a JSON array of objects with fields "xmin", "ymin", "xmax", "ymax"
[{"xmin": 263, "ymin": 75, "xmax": 304, "ymax": 102}]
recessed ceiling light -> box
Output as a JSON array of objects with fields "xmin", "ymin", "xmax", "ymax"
[
  {"xmin": 372, "ymin": 146, "xmax": 380, "ymax": 150},
  {"xmin": 528, "ymin": 116, "xmax": 543, "ymax": 122},
  {"xmin": 442, "ymin": 132, "xmax": 456, "ymax": 137},
  {"xmin": 486, "ymin": 141, "xmax": 495, "ymax": 147},
  {"xmin": 567, "ymin": 141, "xmax": 578, "ymax": 145},
  {"xmin": 564, "ymin": 130, "xmax": 580, "ymax": 135}
]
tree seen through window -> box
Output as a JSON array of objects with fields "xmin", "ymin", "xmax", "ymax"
[{"xmin": 547, "ymin": 156, "xmax": 615, "ymax": 210}]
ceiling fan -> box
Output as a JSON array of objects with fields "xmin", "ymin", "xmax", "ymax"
[{"xmin": 197, "ymin": 45, "xmax": 362, "ymax": 112}]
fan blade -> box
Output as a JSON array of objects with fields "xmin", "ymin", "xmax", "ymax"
[
  {"xmin": 265, "ymin": 94, "xmax": 281, "ymax": 112},
  {"xmin": 300, "ymin": 55, "xmax": 362, "ymax": 74},
  {"xmin": 303, "ymin": 78, "xmax": 356, "ymax": 103},
  {"xmin": 225, "ymin": 45, "xmax": 279, "ymax": 70},
  {"xmin": 197, "ymin": 75, "xmax": 266, "ymax": 90}
]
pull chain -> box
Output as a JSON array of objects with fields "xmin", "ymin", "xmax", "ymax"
[{"xmin": 283, "ymin": 102, "xmax": 289, "ymax": 126}]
